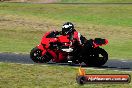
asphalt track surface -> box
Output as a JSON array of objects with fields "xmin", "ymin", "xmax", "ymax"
[{"xmin": 0, "ymin": 53, "xmax": 132, "ymax": 71}]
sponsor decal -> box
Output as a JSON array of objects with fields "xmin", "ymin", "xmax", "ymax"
[{"xmin": 76, "ymin": 67, "xmax": 131, "ymax": 84}]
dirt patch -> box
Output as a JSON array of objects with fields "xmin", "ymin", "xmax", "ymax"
[
  {"xmin": 27, "ymin": 0, "xmax": 60, "ymax": 3},
  {"xmin": 39, "ymin": 0, "xmax": 59, "ymax": 3},
  {"xmin": 0, "ymin": 14, "xmax": 62, "ymax": 34}
]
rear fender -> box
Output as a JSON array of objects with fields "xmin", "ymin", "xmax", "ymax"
[{"xmin": 93, "ymin": 38, "xmax": 108, "ymax": 48}]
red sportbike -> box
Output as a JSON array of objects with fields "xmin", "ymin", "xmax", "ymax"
[{"xmin": 30, "ymin": 31, "xmax": 108, "ymax": 67}]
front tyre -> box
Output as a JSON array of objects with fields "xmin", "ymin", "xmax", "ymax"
[
  {"xmin": 30, "ymin": 47, "xmax": 43, "ymax": 63},
  {"xmin": 30, "ymin": 47, "xmax": 51, "ymax": 63}
]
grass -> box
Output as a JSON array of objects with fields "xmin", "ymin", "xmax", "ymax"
[
  {"xmin": 0, "ymin": 62, "xmax": 131, "ymax": 88},
  {"xmin": 60, "ymin": 0, "xmax": 132, "ymax": 3},
  {"xmin": 0, "ymin": 2, "xmax": 131, "ymax": 88},
  {"xmin": 3, "ymin": 0, "xmax": 132, "ymax": 3},
  {"xmin": 0, "ymin": 3, "xmax": 132, "ymax": 59}
]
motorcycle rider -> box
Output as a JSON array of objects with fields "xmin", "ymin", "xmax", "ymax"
[
  {"xmin": 61, "ymin": 22, "xmax": 87, "ymax": 46},
  {"xmin": 61, "ymin": 22, "xmax": 89, "ymax": 63},
  {"xmin": 46, "ymin": 22, "xmax": 87, "ymax": 48}
]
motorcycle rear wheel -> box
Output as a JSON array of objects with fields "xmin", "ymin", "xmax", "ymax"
[{"xmin": 84, "ymin": 47, "xmax": 108, "ymax": 67}]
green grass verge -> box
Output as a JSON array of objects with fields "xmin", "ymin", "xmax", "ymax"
[
  {"xmin": 0, "ymin": 3, "xmax": 132, "ymax": 59},
  {"xmin": 4, "ymin": 0, "xmax": 132, "ymax": 3},
  {"xmin": 0, "ymin": 62, "xmax": 131, "ymax": 88},
  {"xmin": 60, "ymin": 0, "xmax": 132, "ymax": 3}
]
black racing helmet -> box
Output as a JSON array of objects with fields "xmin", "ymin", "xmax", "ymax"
[{"xmin": 62, "ymin": 22, "xmax": 75, "ymax": 35}]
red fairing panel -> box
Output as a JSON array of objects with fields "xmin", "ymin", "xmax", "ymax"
[
  {"xmin": 50, "ymin": 50, "xmax": 67, "ymax": 62},
  {"xmin": 37, "ymin": 44, "xmax": 47, "ymax": 55}
]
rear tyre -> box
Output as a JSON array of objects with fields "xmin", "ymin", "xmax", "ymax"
[
  {"xmin": 30, "ymin": 47, "xmax": 51, "ymax": 63},
  {"xmin": 84, "ymin": 48, "xmax": 108, "ymax": 67}
]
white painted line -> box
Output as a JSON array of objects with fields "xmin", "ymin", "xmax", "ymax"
[
  {"xmin": 121, "ymin": 59, "xmax": 126, "ymax": 60},
  {"xmin": 112, "ymin": 70, "xmax": 132, "ymax": 73},
  {"xmin": 84, "ymin": 67, "xmax": 108, "ymax": 71},
  {"xmin": 0, "ymin": 52, "xmax": 29, "ymax": 55},
  {"xmin": 69, "ymin": 65, "xmax": 132, "ymax": 72},
  {"xmin": 22, "ymin": 63, "xmax": 34, "ymax": 66},
  {"xmin": 121, "ymin": 61, "xmax": 127, "ymax": 62}
]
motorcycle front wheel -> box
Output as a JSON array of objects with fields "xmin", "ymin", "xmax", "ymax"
[{"xmin": 30, "ymin": 47, "xmax": 52, "ymax": 63}]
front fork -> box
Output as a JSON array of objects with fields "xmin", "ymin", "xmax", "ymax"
[
  {"xmin": 37, "ymin": 44, "xmax": 47, "ymax": 56},
  {"xmin": 37, "ymin": 44, "xmax": 59, "ymax": 62}
]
